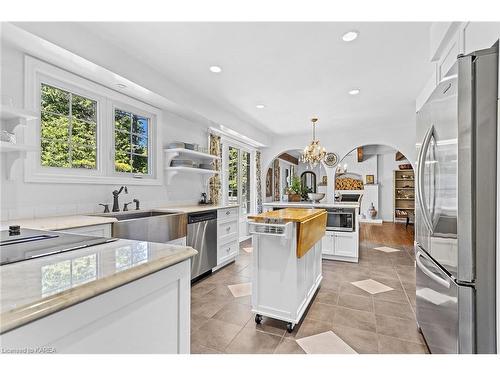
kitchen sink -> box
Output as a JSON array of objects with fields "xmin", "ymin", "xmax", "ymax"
[
  {"xmin": 92, "ymin": 210, "xmax": 187, "ymax": 243},
  {"xmin": 94, "ymin": 210, "xmax": 179, "ymax": 221}
]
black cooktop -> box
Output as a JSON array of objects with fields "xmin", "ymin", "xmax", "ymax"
[{"xmin": 0, "ymin": 227, "xmax": 117, "ymax": 266}]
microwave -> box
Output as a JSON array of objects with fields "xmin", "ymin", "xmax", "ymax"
[{"xmin": 326, "ymin": 207, "xmax": 355, "ymax": 232}]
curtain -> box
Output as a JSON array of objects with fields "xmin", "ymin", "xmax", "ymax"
[
  {"xmin": 256, "ymin": 151, "xmax": 263, "ymax": 213},
  {"xmin": 208, "ymin": 133, "xmax": 222, "ymax": 205},
  {"xmin": 273, "ymin": 159, "xmax": 280, "ymax": 201}
]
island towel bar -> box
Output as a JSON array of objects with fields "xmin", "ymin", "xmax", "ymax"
[{"xmin": 247, "ymin": 220, "xmax": 293, "ymax": 239}]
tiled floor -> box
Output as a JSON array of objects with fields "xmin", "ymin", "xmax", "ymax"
[{"xmin": 190, "ymin": 223, "xmax": 428, "ymax": 354}]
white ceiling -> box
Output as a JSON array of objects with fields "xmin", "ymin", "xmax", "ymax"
[{"xmin": 24, "ymin": 22, "xmax": 434, "ymax": 136}]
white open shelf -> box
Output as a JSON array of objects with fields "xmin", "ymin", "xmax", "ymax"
[
  {"xmin": 164, "ymin": 166, "xmax": 218, "ymax": 185},
  {"xmin": 0, "ymin": 141, "xmax": 39, "ymax": 153},
  {"xmin": 164, "ymin": 166, "xmax": 219, "ymax": 174},
  {"xmin": 164, "ymin": 148, "xmax": 219, "ymax": 185},
  {"xmin": 164, "ymin": 148, "xmax": 219, "ymax": 164},
  {"xmin": 1, "ymin": 105, "xmax": 38, "ymax": 121}
]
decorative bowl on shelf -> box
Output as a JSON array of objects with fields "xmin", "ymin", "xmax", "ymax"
[
  {"xmin": 307, "ymin": 193, "xmax": 325, "ymax": 203},
  {"xmin": 167, "ymin": 142, "xmax": 185, "ymax": 149},
  {"xmin": 170, "ymin": 159, "xmax": 194, "ymax": 167}
]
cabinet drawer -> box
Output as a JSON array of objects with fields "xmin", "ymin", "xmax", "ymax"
[
  {"xmin": 219, "ymin": 232, "xmax": 238, "ymax": 246},
  {"xmin": 218, "ymin": 240, "xmax": 239, "ymax": 262},
  {"xmin": 218, "ymin": 219, "xmax": 238, "ymax": 237},
  {"xmin": 218, "ymin": 207, "xmax": 238, "ymax": 220}
]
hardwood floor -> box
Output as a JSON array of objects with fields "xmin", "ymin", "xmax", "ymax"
[{"xmin": 360, "ymin": 222, "xmax": 414, "ymax": 248}]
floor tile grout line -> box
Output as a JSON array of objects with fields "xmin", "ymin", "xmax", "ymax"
[{"xmin": 395, "ymin": 262, "xmax": 417, "ymax": 318}]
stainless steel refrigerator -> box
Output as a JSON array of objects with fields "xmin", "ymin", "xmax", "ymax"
[{"xmin": 415, "ymin": 42, "xmax": 498, "ymax": 354}]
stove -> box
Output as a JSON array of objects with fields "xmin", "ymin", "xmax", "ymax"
[{"xmin": 0, "ymin": 226, "xmax": 117, "ymax": 266}]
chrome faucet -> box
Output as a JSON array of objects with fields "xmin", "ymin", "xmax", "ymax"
[{"xmin": 112, "ymin": 186, "xmax": 128, "ymax": 212}]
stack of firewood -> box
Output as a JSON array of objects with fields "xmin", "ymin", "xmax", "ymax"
[{"xmin": 335, "ymin": 177, "xmax": 363, "ymax": 190}]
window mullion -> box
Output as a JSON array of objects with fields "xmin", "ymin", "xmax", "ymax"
[{"xmin": 68, "ymin": 92, "xmax": 73, "ymax": 166}]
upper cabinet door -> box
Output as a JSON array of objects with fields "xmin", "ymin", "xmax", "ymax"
[{"xmin": 463, "ymin": 22, "xmax": 500, "ymax": 55}]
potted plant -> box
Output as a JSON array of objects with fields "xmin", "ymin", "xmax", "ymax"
[{"xmin": 286, "ymin": 175, "xmax": 302, "ymax": 202}]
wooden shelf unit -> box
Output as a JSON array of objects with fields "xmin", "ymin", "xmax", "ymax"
[{"xmin": 393, "ymin": 169, "xmax": 415, "ymax": 222}]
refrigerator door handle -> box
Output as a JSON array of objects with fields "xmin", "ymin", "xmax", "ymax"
[
  {"xmin": 416, "ymin": 250, "xmax": 451, "ymax": 289},
  {"xmin": 417, "ymin": 125, "xmax": 435, "ymax": 233}
]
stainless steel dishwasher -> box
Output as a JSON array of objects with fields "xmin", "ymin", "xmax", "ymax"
[{"xmin": 187, "ymin": 210, "xmax": 217, "ymax": 280}]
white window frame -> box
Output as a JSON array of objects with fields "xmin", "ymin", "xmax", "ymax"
[
  {"xmin": 110, "ymin": 102, "xmax": 156, "ymax": 179},
  {"xmin": 25, "ymin": 56, "xmax": 163, "ymax": 185}
]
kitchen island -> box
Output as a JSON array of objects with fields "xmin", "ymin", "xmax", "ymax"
[
  {"xmin": 263, "ymin": 201, "xmax": 360, "ymax": 262},
  {"xmin": 0, "ymin": 237, "xmax": 197, "ymax": 354},
  {"xmin": 247, "ymin": 208, "xmax": 326, "ymax": 332}
]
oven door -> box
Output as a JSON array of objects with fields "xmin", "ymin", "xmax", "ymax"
[{"xmin": 326, "ymin": 211, "xmax": 353, "ymax": 232}]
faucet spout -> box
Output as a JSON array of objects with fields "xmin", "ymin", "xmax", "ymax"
[{"xmin": 112, "ymin": 186, "xmax": 128, "ymax": 212}]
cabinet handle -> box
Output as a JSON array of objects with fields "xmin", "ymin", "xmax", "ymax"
[
  {"xmin": 227, "ymin": 247, "xmax": 231, "ymax": 252},
  {"xmin": 226, "ymin": 226, "xmax": 231, "ymax": 231},
  {"xmin": 226, "ymin": 211, "xmax": 231, "ymax": 215}
]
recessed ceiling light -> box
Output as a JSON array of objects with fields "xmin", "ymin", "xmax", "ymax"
[
  {"xmin": 256, "ymin": 104, "xmax": 265, "ymax": 109},
  {"xmin": 209, "ymin": 65, "xmax": 222, "ymax": 73},
  {"xmin": 116, "ymin": 83, "xmax": 127, "ymax": 89},
  {"xmin": 348, "ymin": 89, "xmax": 360, "ymax": 95},
  {"xmin": 342, "ymin": 31, "xmax": 359, "ymax": 42}
]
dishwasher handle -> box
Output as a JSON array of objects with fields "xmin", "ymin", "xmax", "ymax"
[{"xmin": 188, "ymin": 210, "xmax": 217, "ymax": 224}]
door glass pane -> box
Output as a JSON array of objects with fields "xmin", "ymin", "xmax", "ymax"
[
  {"xmin": 228, "ymin": 146, "xmax": 239, "ymax": 205},
  {"xmin": 241, "ymin": 151, "xmax": 250, "ymax": 215}
]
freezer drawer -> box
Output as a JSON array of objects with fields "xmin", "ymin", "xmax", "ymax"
[{"xmin": 415, "ymin": 247, "xmax": 474, "ymax": 353}]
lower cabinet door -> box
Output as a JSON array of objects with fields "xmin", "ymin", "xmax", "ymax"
[
  {"xmin": 321, "ymin": 232, "xmax": 335, "ymax": 255},
  {"xmin": 333, "ymin": 232, "xmax": 356, "ymax": 258}
]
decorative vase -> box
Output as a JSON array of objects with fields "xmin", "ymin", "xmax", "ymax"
[
  {"xmin": 368, "ymin": 203, "xmax": 377, "ymax": 219},
  {"xmin": 288, "ymin": 193, "xmax": 301, "ymax": 202}
]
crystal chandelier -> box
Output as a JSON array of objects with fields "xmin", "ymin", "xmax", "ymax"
[{"xmin": 301, "ymin": 118, "xmax": 326, "ymax": 167}]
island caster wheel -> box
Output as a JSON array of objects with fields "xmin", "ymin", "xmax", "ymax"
[
  {"xmin": 286, "ymin": 322, "xmax": 294, "ymax": 333},
  {"xmin": 255, "ymin": 314, "xmax": 263, "ymax": 324}
]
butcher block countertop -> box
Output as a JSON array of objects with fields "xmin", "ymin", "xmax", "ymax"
[
  {"xmin": 248, "ymin": 208, "xmax": 326, "ymax": 223},
  {"xmin": 248, "ymin": 208, "xmax": 327, "ymax": 258}
]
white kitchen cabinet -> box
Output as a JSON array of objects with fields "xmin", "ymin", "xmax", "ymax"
[
  {"xmin": 463, "ymin": 22, "xmax": 500, "ymax": 55},
  {"xmin": 322, "ymin": 230, "xmax": 359, "ymax": 263},
  {"xmin": 58, "ymin": 223, "xmax": 112, "ymax": 237},
  {"xmin": 0, "ymin": 260, "xmax": 191, "ymax": 354},
  {"xmin": 333, "ymin": 232, "xmax": 357, "ymax": 258},
  {"xmin": 417, "ymin": 22, "xmax": 500, "ymax": 111},
  {"xmin": 214, "ymin": 208, "xmax": 239, "ymax": 269},
  {"xmin": 321, "ymin": 231, "xmax": 335, "ymax": 256},
  {"xmin": 437, "ymin": 32, "xmax": 460, "ymax": 81}
]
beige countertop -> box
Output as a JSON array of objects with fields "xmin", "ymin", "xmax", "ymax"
[
  {"xmin": 0, "ymin": 239, "xmax": 197, "ymax": 334},
  {"xmin": 0, "ymin": 204, "xmax": 239, "ymax": 231},
  {"xmin": 154, "ymin": 203, "xmax": 239, "ymax": 214},
  {"xmin": 0, "ymin": 215, "xmax": 118, "ymax": 231}
]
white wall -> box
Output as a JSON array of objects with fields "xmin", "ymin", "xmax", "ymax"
[
  {"xmin": 339, "ymin": 153, "xmax": 378, "ymax": 182},
  {"xmin": 0, "ymin": 35, "xmax": 263, "ymax": 221}
]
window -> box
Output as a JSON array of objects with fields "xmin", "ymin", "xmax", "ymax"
[
  {"xmin": 40, "ymin": 84, "xmax": 97, "ymax": 169},
  {"xmin": 25, "ymin": 56, "xmax": 162, "ymax": 185},
  {"xmin": 114, "ymin": 109, "xmax": 150, "ymax": 175},
  {"xmin": 227, "ymin": 146, "xmax": 239, "ymax": 205},
  {"xmin": 241, "ymin": 150, "xmax": 251, "ymax": 215},
  {"xmin": 224, "ymin": 143, "xmax": 253, "ymax": 215}
]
